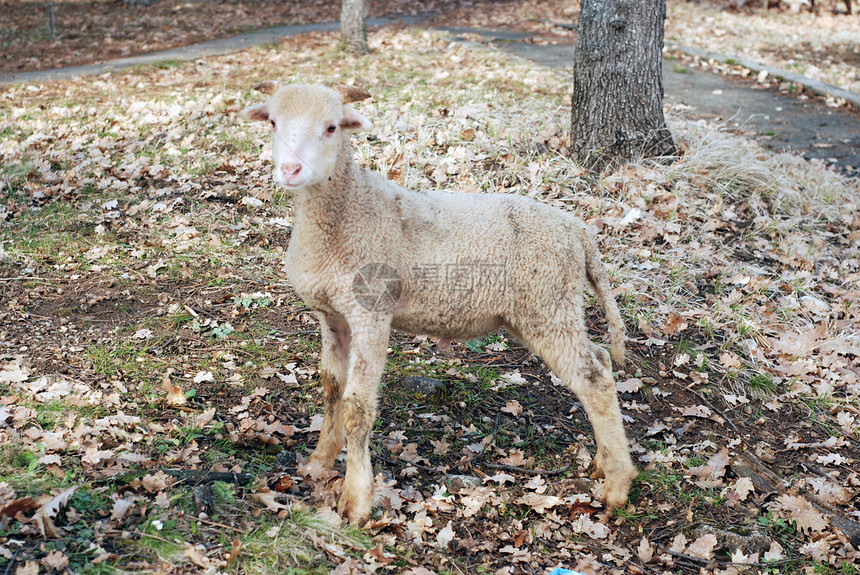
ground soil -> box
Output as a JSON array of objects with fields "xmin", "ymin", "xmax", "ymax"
[
  {"xmin": 1, "ymin": 2, "xmax": 859, "ymax": 573},
  {"xmin": 0, "ymin": 0, "xmax": 507, "ymax": 74}
]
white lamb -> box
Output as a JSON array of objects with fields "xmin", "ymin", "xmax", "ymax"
[{"xmin": 240, "ymin": 82, "xmax": 636, "ymax": 524}]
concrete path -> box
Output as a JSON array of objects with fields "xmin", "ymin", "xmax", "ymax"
[{"xmin": 3, "ymin": 18, "xmax": 858, "ymax": 175}]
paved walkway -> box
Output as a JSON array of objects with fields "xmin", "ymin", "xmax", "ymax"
[{"xmin": 3, "ymin": 18, "xmax": 858, "ymax": 175}]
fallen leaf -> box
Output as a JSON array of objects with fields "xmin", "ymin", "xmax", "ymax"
[
  {"xmin": 436, "ymin": 520, "xmax": 456, "ymax": 548},
  {"xmin": 109, "ymin": 497, "xmax": 135, "ymax": 523},
  {"xmin": 41, "ymin": 550, "xmax": 69, "ymax": 571},
  {"xmin": 483, "ymin": 473, "xmax": 516, "ymax": 485},
  {"xmin": 250, "ymin": 488, "xmax": 289, "ymax": 512},
  {"xmin": 772, "ymin": 494, "xmax": 829, "ymax": 534},
  {"xmin": 616, "ymin": 378, "xmax": 642, "ymax": 393},
  {"xmin": 184, "ymin": 544, "xmax": 212, "ymax": 568},
  {"xmin": 516, "ymin": 492, "xmax": 561, "ymax": 513},
  {"xmin": 637, "ymin": 536, "xmax": 654, "ymax": 563},
  {"xmin": 14, "ymin": 562, "xmax": 39, "ymax": 575},
  {"xmin": 32, "ymin": 486, "xmax": 76, "ymax": 538},
  {"xmin": 685, "ymin": 533, "xmax": 717, "ymax": 560},
  {"xmin": 164, "ymin": 379, "xmax": 187, "ymax": 406},
  {"xmin": 501, "ymin": 400, "xmax": 523, "ymax": 416}
]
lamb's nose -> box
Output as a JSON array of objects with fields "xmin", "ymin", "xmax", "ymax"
[{"xmin": 282, "ymin": 163, "xmax": 302, "ymax": 178}]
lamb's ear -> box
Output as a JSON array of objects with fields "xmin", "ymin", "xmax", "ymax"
[
  {"xmin": 254, "ymin": 81, "xmax": 283, "ymax": 95},
  {"xmin": 340, "ymin": 104, "xmax": 373, "ymax": 132},
  {"xmin": 240, "ymin": 102, "xmax": 270, "ymax": 122},
  {"xmin": 333, "ymin": 85, "xmax": 371, "ymax": 104}
]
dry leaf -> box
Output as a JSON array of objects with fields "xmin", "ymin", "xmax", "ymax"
[
  {"xmin": 250, "ymin": 488, "xmax": 289, "ymax": 512},
  {"xmin": 483, "ymin": 473, "xmax": 516, "ymax": 485},
  {"xmin": 41, "ymin": 550, "xmax": 69, "ymax": 571},
  {"xmin": 194, "ymin": 407, "xmax": 217, "ymax": 428},
  {"xmin": 436, "ymin": 520, "xmax": 456, "ymax": 548},
  {"xmin": 141, "ymin": 471, "xmax": 173, "ymax": 493},
  {"xmin": 685, "ymin": 533, "xmax": 717, "ymax": 560},
  {"xmin": 109, "ymin": 497, "xmax": 135, "ymax": 523},
  {"xmin": 773, "ymin": 494, "xmax": 829, "ymax": 534},
  {"xmin": 399, "ymin": 442, "xmax": 421, "ymax": 463},
  {"xmin": 616, "ymin": 378, "xmax": 642, "ymax": 393},
  {"xmin": 516, "ymin": 492, "xmax": 561, "ymax": 514},
  {"xmin": 687, "ymin": 447, "xmax": 730, "ymax": 486},
  {"xmin": 184, "ymin": 544, "xmax": 212, "ymax": 568},
  {"xmin": 32, "ymin": 486, "xmax": 76, "ymax": 538},
  {"xmin": 14, "ymin": 562, "xmax": 39, "ymax": 575},
  {"xmin": 501, "ymin": 400, "xmax": 523, "ymax": 416},
  {"xmin": 164, "ymin": 380, "xmax": 187, "ymax": 406},
  {"xmin": 637, "ymin": 536, "xmax": 654, "ymax": 563}
]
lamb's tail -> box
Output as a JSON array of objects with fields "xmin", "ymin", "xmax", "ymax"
[{"xmin": 584, "ymin": 234, "xmax": 626, "ymax": 368}]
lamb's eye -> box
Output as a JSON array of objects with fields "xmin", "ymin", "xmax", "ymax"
[
  {"xmin": 270, "ymin": 120, "xmax": 276, "ymax": 130},
  {"xmin": 326, "ymin": 125, "xmax": 337, "ymax": 134}
]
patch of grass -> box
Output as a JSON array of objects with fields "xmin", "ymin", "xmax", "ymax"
[
  {"xmin": 238, "ymin": 510, "xmax": 371, "ymax": 574},
  {"xmin": 88, "ymin": 340, "xmax": 162, "ymax": 396},
  {"xmin": 0, "ymin": 161, "xmax": 35, "ymax": 200},
  {"xmin": 133, "ymin": 516, "xmax": 186, "ymax": 564},
  {"xmin": 638, "ymin": 468, "xmax": 683, "ymax": 499},
  {"xmin": 673, "ymin": 63, "xmax": 689, "ymax": 74},
  {"xmin": 748, "ymin": 372, "xmax": 775, "ymax": 396},
  {"xmin": 151, "ymin": 58, "xmax": 185, "ymax": 70}
]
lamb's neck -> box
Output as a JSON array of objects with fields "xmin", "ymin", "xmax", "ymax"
[{"xmin": 291, "ymin": 140, "xmax": 360, "ymax": 236}]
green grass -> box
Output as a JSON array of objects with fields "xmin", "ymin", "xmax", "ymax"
[
  {"xmin": 0, "ymin": 161, "xmax": 35, "ymax": 200},
  {"xmin": 238, "ymin": 510, "xmax": 372, "ymax": 574},
  {"xmin": 151, "ymin": 58, "xmax": 186, "ymax": 70}
]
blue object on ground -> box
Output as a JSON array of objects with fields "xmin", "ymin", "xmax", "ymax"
[{"xmin": 548, "ymin": 569, "xmax": 586, "ymax": 575}]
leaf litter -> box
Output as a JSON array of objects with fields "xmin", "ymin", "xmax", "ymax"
[{"xmin": 0, "ymin": 17, "xmax": 859, "ymax": 575}]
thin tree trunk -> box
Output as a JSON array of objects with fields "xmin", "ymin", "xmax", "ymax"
[
  {"xmin": 341, "ymin": 0, "xmax": 368, "ymax": 55},
  {"xmin": 570, "ymin": 0, "xmax": 675, "ymax": 167}
]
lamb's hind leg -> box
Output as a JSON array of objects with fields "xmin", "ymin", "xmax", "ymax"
[
  {"xmin": 515, "ymin": 325, "xmax": 636, "ymax": 508},
  {"xmin": 308, "ymin": 314, "xmax": 349, "ymax": 468}
]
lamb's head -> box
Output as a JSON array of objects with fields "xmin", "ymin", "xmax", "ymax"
[{"xmin": 241, "ymin": 83, "xmax": 372, "ymax": 189}]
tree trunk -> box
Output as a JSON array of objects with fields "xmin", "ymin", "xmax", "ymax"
[
  {"xmin": 341, "ymin": 0, "xmax": 368, "ymax": 55},
  {"xmin": 570, "ymin": 0, "xmax": 675, "ymax": 167}
]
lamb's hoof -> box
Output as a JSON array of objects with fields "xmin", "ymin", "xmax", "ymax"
[
  {"xmin": 600, "ymin": 468, "xmax": 636, "ymax": 509},
  {"xmin": 337, "ymin": 494, "xmax": 372, "ymax": 526},
  {"xmin": 307, "ymin": 450, "xmax": 337, "ymax": 470}
]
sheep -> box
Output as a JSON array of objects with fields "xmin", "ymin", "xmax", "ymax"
[{"xmin": 240, "ymin": 82, "xmax": 637, "ymax": 524}]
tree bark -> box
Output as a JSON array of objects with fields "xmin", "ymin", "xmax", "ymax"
[
  {"xmin": 570, "ymin": 0, "xmax": 675, "ymax": 167},
  {"xmin": 341, "ymin": 0, "xmax": 368, "ymax": 55}
]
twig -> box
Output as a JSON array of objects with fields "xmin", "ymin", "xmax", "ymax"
[
  {"xmin": 655, "ymin": 542, "xmax": 801, "ymax": 568},
  {"xmin": 138, "ymin": 531, "xmax": 176, "ymax": 545},
  {"xmin": 483, "ymin": 460, "xmax": 573, "ymax": 476},
  {"xmin": 377, "ymin": 454, "xmax": 440, "ymax": 473},
  {"xmin": 276, "ymin": 329, "xmax": 321, "ymax": 337},
  {"xmin": 185, "ymin": 513, "xmax": 245, "ymax": 533},
  {"xmin": 0, "ymin": 277, "xmax": 51, "ymax": 282},
  {"xmin": 163, "ymin": 469, "xmax": 254, "ymax": 485},
  {"xmin": 3, "ymin": 549, "xmax": 21, "ymax": 575}
]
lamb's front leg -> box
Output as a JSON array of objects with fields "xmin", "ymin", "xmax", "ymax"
[
  {"xmin": 308, "ymin": 314, "xmax": 349, "ymax": 468},
  {"xmin": 339, "ymin": 316, "xmax": 390, "ymax": 525}
]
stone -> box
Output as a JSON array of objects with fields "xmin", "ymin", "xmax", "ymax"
[{"xmin": 401, "ymin": 376, "xmax": 446, "ymax": 395}]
